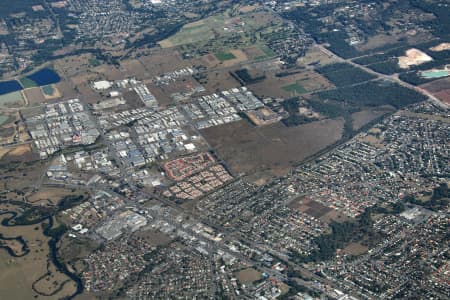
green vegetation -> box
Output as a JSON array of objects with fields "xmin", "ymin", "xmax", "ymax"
[
  {"xmin": 316, "ymin": 63, "xmax": 376, "ymax": 87},
  {"xmin": 258, "ymin": 44, "xmax": 277, "ymax": 59},
  {"xmin": 0, "ymin": 91, "xmax": 25, "ymax": 109},
  {"xmin": 42, "ymin": 85, "xmax": 54, "ymax": 96},
  {"xmin": 13, "ymin": 208, "xmax": 52, "ymax": 225},
  {"xmin": 404, "ymin": 183, "xmax": 449, "ymax": 211},
  {"xmin": 307, "ymin": 99, "xmax": 348, "ymax": 119},
  {"xmin": 215, "ymin": 51, "xmax": 236, "ymax": 61},
  {"xmin": 399, "ymin": 71, "xmax": 435, "ymax": 86},
  {"xmin": 88, "ymin": 58, "xmax": 101, "ymax": 67},
  {"xmin": 316, "ymin": 81, "xmax": 427, "ymax": 109},
  {"xmin": 282, "ymin": 82, "xmax": 307, "ymax": 94},
  {"xmin": 231, "ymin": 69, "xmax": 266, "ymax": 84},
  {"xmin": 58, "ymin": 195, "xmax": 86, "ymax": 210},
  {"xmin": 19, "ymin": 77, "xmax": 38, "ymax": 88}
]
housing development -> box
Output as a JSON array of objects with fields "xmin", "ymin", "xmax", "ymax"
[{"xmin": 0, "ymin": 0, "xmax": 449, "ymax": 299}]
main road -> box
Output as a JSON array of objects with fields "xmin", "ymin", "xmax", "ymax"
[{"xmin": 315, "ymin": 44, "xmax": 448, "ymax": 109}]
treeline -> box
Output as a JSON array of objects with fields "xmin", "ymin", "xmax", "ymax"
[
  {"xmin": 404, "ymin": 183, "xmax": 449, "ymax": 211},
  {"xmin": 315, "ymin": 63, "xmax": 376, "ymax": 87},
  {"xmin": 316, "ymin": 81, "xmax": 427, "ymax": 108},
  {"xmin": 231, "ymin": 69, "xmax": 266, "ymax": 85}
]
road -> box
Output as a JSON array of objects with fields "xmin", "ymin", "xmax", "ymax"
[{"xmin": 315, "ymin": 44, "xmax": 448, "ymax": 109}]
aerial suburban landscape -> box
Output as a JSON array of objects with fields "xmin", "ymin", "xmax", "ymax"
[{"xmin": 0, "ymin": 0, "xmax": 449, "ymax": 299}]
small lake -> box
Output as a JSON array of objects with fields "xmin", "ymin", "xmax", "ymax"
[
  {"xmin": 0, "ymin": 80, "xmax": 22, "ymax": 95},
  {"xmin": 421, "ymin": 70, "xmax": 450, "ymax": 79},
  {"xmin": 26, "ymin": 68, "xmax": 60, "ymax": 86}
]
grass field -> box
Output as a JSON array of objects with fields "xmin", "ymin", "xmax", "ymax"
[
  {"xmin": 159, "ymin": 22, "xmax": 214, "ymax": 48},
  {"xmin": 215, "ymin": 51, "xmax": 236, "ymax": 61},
  {"xmin": 282, "ymin": 82, "xmax": 307, "ymax": 94},
  {"xmin": 0, "ymin": 208, "xmax": 76, "ymax": 299},
  {"xmin": 201, "ymin": 119, "xmax": 344, "ymax": 181},
  {"xmin": 0, "ymin": 91, "xmax": 25, "ymax": 108},
  {"xmin": 19, "ymin": 77, "xmax": 37, "ymax": 89},
  {"xmin": 255, "ymin": 44, "xmax": 277, "ymax": 60}
]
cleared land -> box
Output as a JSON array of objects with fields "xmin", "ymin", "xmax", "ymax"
[
  {"xmin": 248, "ymin": 69, "xmax": 331, "ymax": 99},
  {"xmin": 343, "ymin": 242, "xmax": 369, "ymax": 256},
  {"xmin": 235, "ymin": 268, "xmax": 262, "ymax": 284},
  {"xmin": 421, "ymin": 77, "xmax": 450, "ymax": 104},
  {"xmin": 27, "ymin": 187, "xmax": 87, "ymax": 206},
  {"xmin": 0, "ymin": 91, "xmax": 25, "ymax": 108},
  {"xmin": 351, "ymin": 106, "xmax": 394, "ymax": 131},
  {"xmin": 201, "ymin": 118, "xmax": 344, "ymax": 180}
]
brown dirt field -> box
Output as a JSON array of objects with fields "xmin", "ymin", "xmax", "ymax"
[
  {"xmin": 239, "ymin": 4, "xmax": 260, "ymax": 13},
  {"xmin": 351, "ymin": 106, "xmax": 394, "ymax": 130},
  {"xmin": 0, "ymin": 160, "xmax": 49, "ymax": 192},
  {"xmin": 356, "ymin": 33, "xmax": 402, "ymax": 52},
  {"xmin": 0, "ymin": 210, "xmax": 76, "ymax": 299},
  {"xmin": 420, "ymin": 78, "xmax": 450, "ymax": 104},
  {"xmin": 201, "ymin": 118, "xmax": 344, "ymax": 179},
  {"xmin": 138, "ymin": 50, "xmax": 189, "ymax": 78},
  {"xmin": 23, "ymin": 87, "xmax": 46, "ymax": 106},
  {"xmin": 235, "ymin": 268, "xmax": 262, "ymax": 284},
  {"xmin": 248, "ymin": 69, "xmax": 331, "ymax": 99},
  {"xmin": 201, "ymin": 70, "xmax": 242, "ymax": 93},
  {"xmin": 320, "ymin": 209, "xmax": 353, "ymax": 224},
  {"xmin": 1, "ymin": 144, "xmax": 37, "ymax": 162},
  {"xmin": 55, "ymin": 81, "xmax": 77, "ymax": 99},
  {"xmin": 0, "ymin": 238, "xmax": 27, "ymax": 256},
  {"xmin": 134, "ymin": 229, "xmax": 172, "ymax": 246},
  {"xmin": 243, "ymin": 46, "xmax": 266, "ymax": 61},
  {"xmin": 420, "ymin": 77, "xmax": 450, "ymax": 93},
  {"xmin": 434, "ymin": 89, "xmax": 450, "ymax": 104},
  {"xmin": 343, "ymin": 242, "xmax": 368, "ymax": 256},
  {"xmin": 92, "ymin": 64, "xmax": 123, "ymax": 81},
  {"xmin": 120, "ymin": 59, "xmax": 149, "ymax": 80},
  {"xmin": 27, "ymin": 188, "xmax": 87, "ymax": 206},
  {"xmin": 288, "ymin": 198, "xmax": 333, "ymax": 218},
  {"xmin": 297, "ymin": 46, "xmax": 336, "ymax": 67}
]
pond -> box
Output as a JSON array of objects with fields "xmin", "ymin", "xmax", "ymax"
[
  {"xmin": 26, "ymin": 68, "xmax": 60, "ymax": 86},
  {"xmin": 0, "ymin": 80, "xmax": 22, "ymax": 96}
]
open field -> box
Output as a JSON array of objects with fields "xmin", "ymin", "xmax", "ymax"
[
  {"xmin": 120, "ymin": 59, "xmax": 149, "ymax": 80},
  {"xmin": 159, "ymin": 23, "xmax": 214, "ymax": 48},
  {"xmin": 351, "ymin": 106, "xmax": 394, "ymax": 131},
  {"xmin": 19, "ymin": 77, "xmax": 38, "ymax": 88},
  {"xmin": 248, "ymin": 69, "xmax": 331, "ymax": 99},
  {"xmin": 137, "ymin": 50, "xmax": 189, "ymax": 77},
  {"xmin": 159, "ymin": 10, "xmax": 284, "ymax": 56},
  {"xmin": 201, "ymin": 118, "xmax": 344, "ymax": 180},
  {"xmin": 0, "ymin": 208, "xmax": 76, "ymax": 300},
  {"xmin": 297, "ymin": 46, "xmax": 336, "ymax": 67},
  {"xmin": 288, "ymin": 198, "xmax": 332, "ymax": 218},
  {"xmin": 215, "ymin": 49, "xmax": 248, "ymax": 67},
  {"xmin": 0, "ymin": 144, "xmax": 36, "ymax": 162},
  {"xmin": 0, "ymin": 91, "xmax": 25, "ymax": 108},
  {"xmin": 23, "ymin": 86, "xmax": 46, "ymax": 106},
  {"xmin": 215, "ymin": 51, "xmax": 237, "ymax": 61},
  {"xmin": 199, "ymin": 69, "xmax": 241, "ymax": 93},
  {"xmin": 282, "ymin": 82, "xmax": 307, "ymax": 94},
  {"xmin": 235, "ymin": 268, "xmax": 262, "ymax": 284},
  {"xmin": 42, "ymin": 85, "xmax": 62, "ymax": 100},
  {"xmin": 0, "ymin": 160, "xmax": 49, "ymax": 193},
  {"xmin": 134, "ymin": 229, "xmax": 173, "ymax": 247},
  {"xmin": 27, "ymin": 187, "xmax": 87, "ymax": 206},
  {"xmin": 343, "ymin": 242, "xmax": 368, "ymax": 256},
  {"xmin": 421, "ymin": 77, "xmax": 450, "ymax": 104}
]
